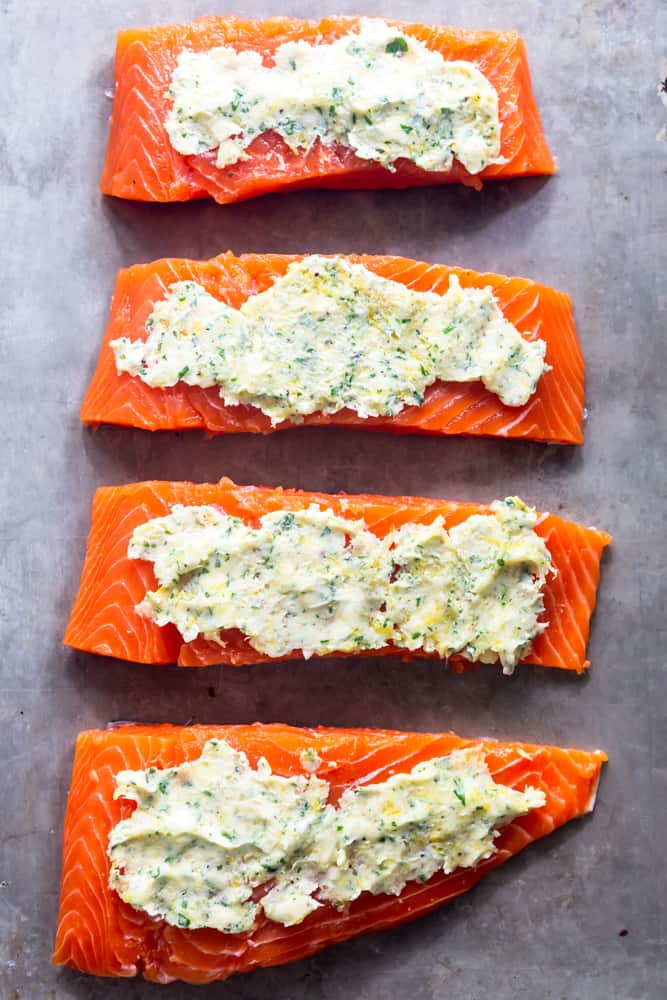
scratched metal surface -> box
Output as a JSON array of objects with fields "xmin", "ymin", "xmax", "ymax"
[{"xmin": 1, "ymin": 0, "xmax": 665, "ymax": 997}]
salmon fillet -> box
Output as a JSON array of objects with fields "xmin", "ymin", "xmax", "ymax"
[
  {"xmin": 63, "ymin": 479, "xmax": 610, "ymax": 671},
  {"xmin": 100, "ymin": 16, "xmax": 555, "ymax": 204},
  {"xmin": 52, "ymin": 723, "xmax": 606, "ymax": 984},
  {"xmin": 81, "ymin": 252, "xmax": 584, "ymax": 444}
]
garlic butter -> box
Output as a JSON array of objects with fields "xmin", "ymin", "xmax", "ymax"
[
  {"xmin": 112, "ymin": 256, "xmax": 548, "ymax": 424},
  {"xmin": 109, "ymin": 739, "xmax": 544, "ymax": 932},
  {"xmin": 129, "ymin": 498, "xmax": 552, "ymax": 672},
  {"xmin": 165, "ymin": 19, "xmax": 502, "ymax": 175}
]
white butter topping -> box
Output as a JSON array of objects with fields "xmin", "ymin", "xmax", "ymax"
[
  {"xmin": 164, "ymin": 19, "xmax": 502, "ymax": 174},
  {"xmin": 111, "ymin": 256, "xmax": 548, "ymax": 424},
  {"xmin": 129, "ymin": 497, "xmax": 552, "ymax": 672},
  {"xmin": 109, "ymin": 739, "xmax": 544, "ymax": 932}
]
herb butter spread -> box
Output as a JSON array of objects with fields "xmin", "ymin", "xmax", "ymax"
[
  {"xmin": 129, "ymin": 497, "xmax": 552, "ymax": 672},
  {"xmin": 164, "ymin": 19, "xmax": 502, "ymax": 174},
  {"xmin": 111, "ymin": 256, "xmax": 549, "ymax": 423},
  {"xmin": 108, "ymin": 739, "xmax": 545, "ymax": 932}
]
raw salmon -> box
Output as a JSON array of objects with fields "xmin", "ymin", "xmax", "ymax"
[
  {"xmin": 81, "ymin": 252, "xmax": 584, "ymax": 444},
  {"xmin": 63, "ymin": 478, "xmax": 610, "ymax": 671},
  {"xmin": 52, "ymin": 722, "xmax": 606, "ymax": 984},
  {"xmin": 100, "ymin": 15, "xmax": 555, "ymax": 204}
]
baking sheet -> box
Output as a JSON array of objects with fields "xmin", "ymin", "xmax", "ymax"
[{"xmin": 1, "ymin": 0, "xmax": 665, "ymax": 996}]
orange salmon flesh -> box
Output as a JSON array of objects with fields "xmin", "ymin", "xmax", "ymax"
[
  {"xmin": 100, "ymin": 16, "xmax": 556, "ymax": 205},
  {"xmin": 52, "ymin": 723, "xmax": 606, "ymax": 984},
  {"xmin": 81, "ymin": 252, "xmax": 585, "ymax": 444},
  {"xmin": 63, "ymin": 479, "xmax": 610, "ymax": 671}
]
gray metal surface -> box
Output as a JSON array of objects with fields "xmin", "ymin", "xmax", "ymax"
[{"xmin": 1, "ymin": 0, "xmax": 665, "ymax": 996}]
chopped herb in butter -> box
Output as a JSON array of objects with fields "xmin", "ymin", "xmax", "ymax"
[
  {"xmin": 109, "ymin": 739, "xmax": 545, "ymax": 932},
  {"xmin": 164, "ymin": 19, "xmax": 502, "ymax": 174},
  {"xmin": 129, "ymin": 497, "xmax": 552, "ymax": 672},
  {"xmin": 111, "ymin": 256, "xmax": 549, "ymax": 424}
]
